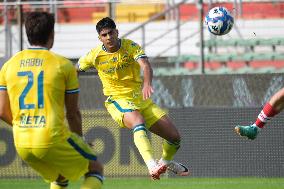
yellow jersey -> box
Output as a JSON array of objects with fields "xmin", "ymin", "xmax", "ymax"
[
  {"xmin": 78, "ymin": 38, "xmax": 147, "ymax": 98},
  {"xmin": 0, "ymin": 48, "xmax": 79, "ymax": 148}
]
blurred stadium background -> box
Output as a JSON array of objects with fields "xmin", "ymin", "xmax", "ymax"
[{"xmin": 1, "ymin": 0, "xmax": 284, "ymax": 188}]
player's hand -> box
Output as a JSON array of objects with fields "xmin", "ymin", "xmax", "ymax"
[{"xmin": 142, "ymin": 85, "xmax": 154, "ymax": 100}]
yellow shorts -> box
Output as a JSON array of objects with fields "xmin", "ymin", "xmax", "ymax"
[
  {"xmin": 16, "ymin": 133, "xmax": 96, "ymax": 182},
  {"xmin": 105, "ymin": 96, "xmax": 167, "ymax": 129}
]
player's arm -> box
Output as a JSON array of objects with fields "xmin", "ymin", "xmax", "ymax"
[
  {"xmin": 65, "ymin": 59, "xmax": 83, "ymax": 136},
  {"xmin": 77, "ymin": 50, "xmax": 95, "ymax": 72},
  {"xmin": 137, "ymin": 57, "xmax": 154, "ymax": 100},
  {"xmin": 65, "ymin": 92, "xmax": 83, "ymax": 136},
  {"xmin": 0, "ymin": 90, "xmax": 13, "ymax": 126}
]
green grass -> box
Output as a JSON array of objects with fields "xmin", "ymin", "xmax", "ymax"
[{"xmin": 1, "ymin": 177, "xmax": 284, "ymax": 189}]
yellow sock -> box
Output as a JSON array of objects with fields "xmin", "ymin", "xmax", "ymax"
[
  {"xmin": 133, "ymin": 124, "xmax": 155, "ymax": 166},
  {"xmin": 50, "ymin": 181, "xmax": 68, "ymax": 189},
  {"xmin": 81, "ymin": 176, "xmax": 103, "ymax": 189},
  {"xmin": 162, "ymin": 140, "xmax": 180, "ymax": 161}
]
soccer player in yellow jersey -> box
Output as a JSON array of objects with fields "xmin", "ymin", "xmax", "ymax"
[
  {"xmin": 77, "ymin": 17, "xmax": 189, "ymax": 180},
  {"xmin": 0, "ymin": 12, "xmax": 104, "ymax": 189}
]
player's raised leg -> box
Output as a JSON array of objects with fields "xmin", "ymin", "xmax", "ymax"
[
  {"xmin": 235, "ymin": 103, "xmax": 277, "ymax": 139},
  {"xmin": 234, "ymin": 124, "xmax": 260, "ymax": 140},
  {"xmin": 150, "ymin": 115, "xmax": 190, "ymax": 176},
  {"xmin": 81, "ymin": 160, "xmax": 104, "ymax": 189},
  {"xmin": 235, "ymin": 87, "xmax": 284, "ymax": 140},
  {"xmin": 50, "ymin": 175, "xmax": 68, "ymax": 189}
]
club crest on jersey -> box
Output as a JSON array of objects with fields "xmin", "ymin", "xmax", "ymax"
[{"xmin": 112, "ymin": 57, "xmax": 117, "ymax": 62}]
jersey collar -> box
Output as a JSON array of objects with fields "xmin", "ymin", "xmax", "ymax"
[
  {"xmin": 102, "ymin": 39, "xmax": 121, "ymax": 52},
  {"xmin": 28, "ymin": 45, "xmax": 49, "ymax": 50}
]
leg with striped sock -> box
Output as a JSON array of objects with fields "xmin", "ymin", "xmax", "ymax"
[
  {"xmin": 255, "ymin": 103, "xmax": 278, "ymax": 128},
  {"xmin": 149, "ymin": 115, "xmax": 189, "ymax": 176},
  {"xmin": 235, "ymin": 103, "xmax": 279, "ymax": 140},
  {"xmin": 50, "ymin": 181, "xmax": 68, "ymax": 189},
  {"xmin": 81, "ymin": 171, "xmax": 104, "ymax": 189},
  {"xmin": 50, "ymin": 176, "xmax": 68, "ymax": 189},
  {"xmin": 133, "ymin": 124, "xmax": 155, "ymax": 167},
  {"xmin": 133, "ymin": 124, "xmax": 166, "ymax": 180},
  {"xmin": 158, "ymin": 140, "xmax": 189, "ymax": 176},
  {"xmin": 161, "ymin": 140, "xmax": 180, "ymax": 162}
]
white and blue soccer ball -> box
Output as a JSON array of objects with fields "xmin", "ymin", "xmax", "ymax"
[{"xmin": 205, "ymin": 6, "xmax": 234, "ymax": 36}]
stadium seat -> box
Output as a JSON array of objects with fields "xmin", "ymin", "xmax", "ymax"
[
  {"xmin": 253, "ymin": 67, "xmax": 277, "ymax": 73},
  {"xmin": 171, "ymin": 67, "xmax": 194, "ymax": 75},
  {"xmin": 279, "ymin": 38, "xmax": 284, "ymax": 45},
  {"xmin": 58, "ymin": 4, "xmax": 107, "ymax": 23},
  {"xmin": 201, "ymin": 37, "xmax": 284, "ymax": 50},
  {"xmin": 233, "ymin": 66, "xmax": 257, "ymax": 74},
  {"xmin": 205, "ymin": 61, "xmax": 223, "ymax": 70},
  {"xmin": 199, "ymin": 39, "xmax": 237, "ymax": 49},
  {"xmin": 249, "ymin": 60, "xmax": 281, "ymax": 69},
  {"xmin": 273, "ymin": 53, "xmax": 284, "ymax": 60},
  {"xmin": 216, "ymin": 39, "xmax": 238, "ymax": 47},
  {"xmin": 154, "ymin": 67, "xmax": 168, "ymax": 76},
  {"xmin": 154, "ymin": 67, "xmax": 193, "ymax": 76},
  {"xmin": 251, "ymin": 53, "xmax": 274, "ymax": 61},
  {"xmin": 203, "ymin": 40, "xmax": 217, "ymax": 48},
  {"xmin": 235, "ymin": 39, "xmax": 259, "ymax": 47},
  {"xmin": 226, "ymin": 61, "xmax": 248, "ymax": 70},
  {"xmin": 92, "ymin": 12, "xmax": 109, "ymax": 22},
  {"xmin": 258, "ymin": 38, "xmax": 280, "ymax": 46},
  {"xmin": 115, "ymin": 4, "xmax": 164, "ymax": 23},
  {"xmin": 175, "ymin": 54, "xmax": 200, "ymax": 63},
  {"xmin": 180, "ymin": 2, "xmax": 284, "ymax": 21},
  {"xmin": 206, "ymin": 66, "xmax": 230, "ymax": 74},
  {"xmin": 205, "ymin": 54, "xmax": 232, "ymax": 62},
  {"xmin": 230, "ymin": 53, "xmax": 253, "ymax": 62},
  {"xmin": 183, "ymin": 61, "xmax": 198, "ymax": 70}
]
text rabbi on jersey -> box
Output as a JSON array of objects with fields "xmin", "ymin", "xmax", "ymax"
[{"xmin": 20, "ymin": 58, "xmax": 43, "ymax": 67}]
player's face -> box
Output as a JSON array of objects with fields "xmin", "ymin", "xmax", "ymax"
[{"xmin": 99, "ymin": 28, "xmax": 119, "ymax": 52}]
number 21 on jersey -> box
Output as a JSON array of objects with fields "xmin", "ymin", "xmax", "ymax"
[{"xmin": 17, "ymin": 71, "xmax": 44, "ymax": 109}]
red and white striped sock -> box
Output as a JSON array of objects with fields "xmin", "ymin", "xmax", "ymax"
[{"xmin": 255, "ymin": 103, "xmax": 278, "ymax": 128}]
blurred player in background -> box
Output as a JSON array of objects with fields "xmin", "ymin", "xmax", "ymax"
[
  {"xmin": 77, "ymin": 17, "xmax": 189, "ymax": 180},
  {"xmin": 235, "ymin": 88, "xmax": 284, "ymax": 140},
  {"xmin": 0, "ymin": 12, "xmax": 103, "ymax": 189}
]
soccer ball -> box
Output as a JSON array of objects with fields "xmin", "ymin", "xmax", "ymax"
[{"xmin": 205, "ymin": 6, "xmax": 234, "ymax": 36}]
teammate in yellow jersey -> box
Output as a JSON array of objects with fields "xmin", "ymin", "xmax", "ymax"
[
  {"xmin": 77, "ymin": 17, "xmax": 189, "ymax": 180},
  {"xmin": 0, "ymin": 12, "xmax": 104, "ymax": 189}
]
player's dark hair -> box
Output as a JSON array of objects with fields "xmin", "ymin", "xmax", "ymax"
[
  {"xmin": 25, "ymin": 12, "xmax": 55, "ymax": 46},
  {"xmin": 96, "ymin": 17, "xmax": 116, "ymax": 34}
]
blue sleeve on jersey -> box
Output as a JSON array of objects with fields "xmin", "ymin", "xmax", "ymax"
[
  {"xmin": 135, "ymin": 54, "xmax": 147, "ymax": 61},
  {"xmin": 65, "ymin": 88, "xmax": 80, "ymax": 94},
  {"xmin": 0, "ymin": 86, "xmax": 7, "ymax": 90}
]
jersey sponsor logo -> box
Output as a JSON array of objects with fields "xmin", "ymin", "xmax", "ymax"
[
  {"xmin": 102, "ymin": 62, "xmax": 130, "ymax": 74},
  {"xmin": 19, "ymin": 115, "xmax": 46, "ymax": 127},
  {"xmin": 99, "ymin": 61, "xmax": 108, "ymax": 65}
]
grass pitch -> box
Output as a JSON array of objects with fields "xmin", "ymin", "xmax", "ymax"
[{"xmin": 1, "ymin": 177, "xmax": 284, "ymax": 189}]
